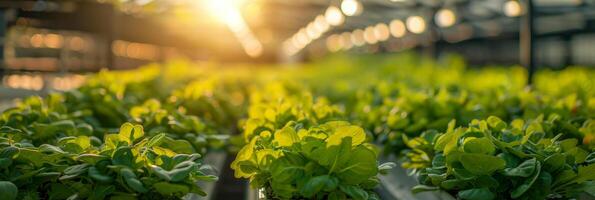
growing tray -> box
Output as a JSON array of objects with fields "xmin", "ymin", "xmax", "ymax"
[
  {"xmin": 186, "ymin": 151, "xmax": 228, "ymax": 200},
  {"xmin": 247, "ymin": 187, "xmax": 265, "ymax": 200},
  {"xmin": 376, "ymin": 155, "xmax": 456, "ymax": 200}
]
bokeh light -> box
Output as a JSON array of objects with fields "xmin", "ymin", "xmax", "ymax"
[
  {"xmin": 341, "ymin": 0, "xmax": 363, "ymax": 16},
  {"xmin": 406, "ymin": 16, "xmax": 426, "ymax": 34},
  {"xmin": 389, "ymin": 19, "xmax": 406, "ymax": 38},
  {"xmin": 435, "ymin": 8, "xmax": 457, "ymax": 27},
  {"xmin": 351, "ymin": 29, "xmax": 366, "ymax": 46},
  {"xmin": 504, "ymin": 0, "xmax": 523, "ymax": 17},
  {"xmin": 374, "ymin": 23, "xmax": 390, "ymax": 41},
  {"xmin": 325, "ymin": 6, "xmax": 345, "ymax": 26},
  {"xmin": 340, "ymin": 32, "xmax": 354, "ymax": 50},
  {"xmin": 364, "ymin": 26, "xmax": 378, "ymax": 44},
  {"xmin": 326, "ymin": 34, "xmax": 342, "ymax": 52}
]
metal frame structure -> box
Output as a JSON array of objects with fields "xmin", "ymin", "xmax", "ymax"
[{"xmin": 0, "ymin": 0, "xmax": 593, "ymax": 75}]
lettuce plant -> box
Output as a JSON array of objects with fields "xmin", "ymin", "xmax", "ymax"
[
  {"xmin": 0, "ymin": 95, "xmax": 95, "ymax": 146},
  {"xmin": 129, "ymin": 99, "xmax": 228, "ymax": 153},
  {"xmin": 241, "ymin": 82, "xmax": 344, "ymax": 143},
  {"xmin": 232, "ymin": 121, "xmax": 393, "ymax": 199},
  {"xmin": 410, "ymin": 116, "xmax": 595, "ymax": 200},
  {"xmin": 0, "ymin": 123, "xmax": 217, "ymax": 200}
]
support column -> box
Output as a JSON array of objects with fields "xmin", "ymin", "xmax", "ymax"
[{"xmin": 520, "ymin": 0, "xmax": 536, "ymax": 85}]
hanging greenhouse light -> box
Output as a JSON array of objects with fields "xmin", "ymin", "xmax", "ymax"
[
  {"xmin": 314, "ymin": 15, "xmax": 330, "ymax": 32},
  {"xmin": 284, "ymin": 2, "xmax": 361, "ymax": 56},
  {"xmin": 296, "ymin": 29, "xmax": 311, "ymax": 46},
  {"xmin": 326, "ymin": 34, "xmax": 342, "ymax": 52},
  {"xmin": 306, "ymin": 22, "xmax": 322, "ymax": 38},
  {"xmin": 503, "ymin": 0, "xmax": 523, "ymax": 17},
  {"xmin": 406, "ymin": 15, "xmax": 426, "ymax": 34},
  {"xmin": 283, "ymin": 41, "xmax": 297, "ymax": 55},
  {"xmin": 44, "ymin": 34, "xmax": 64, "ymax": 48},
  {"xmin": 341, "ymin": 0, "xmax": 363, "ymax": 16},
  {"xmin": 435, "ymin": 8, "xmax": 457, "ymax": 27},
  {"xmin": 363, "ymin": 26, "xmax": 379, "ymax": 44},
  {"xmin": 351, "ymin": 29, "xmax": 366, "ymax": 46},
  {"xmin": 374, "ymin": 23, "xmax": 390, "ymax": 41},
  {"xmin": 289, "ymin": 36, "xmax": 300, "ymax": 49},
  {"xmin": 325, "ymin": 6, "xmax": 345, "ymax": 26},
  {"xmin": 389, "ymin": 19, "xmax": 406, "ymax": 38},
  {"xmin": 30, "ymin": 34, "xmax": 44, "ymax": 48},
  {"xmin": 340, "ymin": 32, "xmax": 354, "ymax": 50}
]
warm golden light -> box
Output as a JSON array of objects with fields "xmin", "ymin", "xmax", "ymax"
[
  {"xmin": 389, "ymin": 19, "xmax": 406, "ymax": 38},
  {"xmin": 112, "ymin": 40, "xmax": 159, "ymax": 60},
  {"xmin": 291, "ymin": 36, "xmax": 304, "ymax": 49},
  {"xmin": 30, "ymin": 34, "xmax": 44, "ymax": 48},
  {"xmin": 203, "ymin": 0, "xmax": 243, "ymax": 25},
  {"xmin": 202, "ymin": 0, "xmax": 263, "ymax": 57},
  {"xmin": 306, "ymin": 22, "xmax": 321, "ymax": 39},
  {"xmin": 351, "ymin": 29, "xmax": 366, "ymax": 46},
  {"xmin": 112, "ymin": 40, "xmax": 127, "ymax": 57},
  {"xmin": 283, "ymin": 42, "xmax": 296, "ymax": 55},
  {"xmin": 325, "ymin": 6, "xmax": 345, "ymax": 26},
  {"xmin": 406, "ymin": 16, "xmax": 426, "ymax": 34},
  {"xmin": 51, "ymin": 75, "xmax": 86, "ymax": 91},
  {"xmin": 44, "ymin": 34, "xmax": 64, "ymax": 48},
  {"xmin": 69, "ymin": 36, "xmax": 85, "ymax": 51},
  {"xmin": 363, "ymin": 26, "xmax": 378, "ymax": 44},
  {"xmin": 5, "ymin": 74, "xmax": 44, "ymax": 91},
  {"xmin": 297, "ymin": 29, "xmax": 311, "ymax": 46},
  {"xmin": 326, "ymin": 34, "xmax": 342, "ymax": 52},
  {"xmin": 374, "ymin": 23, "xmax": 390, "ymax": 41},
  {"xmin": 435, "ymin": 8, "xmax": 457, "ymax": 27},
  {"xmin": 314, "ymin": 15, "xmax": 330, "ymax": 32},
  {"xmin": 341, "ymin": 0, "xmax": 363, "ymax": 16},
  {"xmin": 504, "ymin": 0, "xmax": 522, "ymax": 17},
  {"xmin": 340, "ymin": 32, "xmax": 353, "ymax": 50},
  {"xmin": 244, "ymin": 40, "xmax": 263, "ymax": 58}
]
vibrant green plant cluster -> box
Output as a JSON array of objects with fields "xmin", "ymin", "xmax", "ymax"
[
  {"xmin": 0, "ymin": 123, "xmax": 216, "ymax": 199},
  {"xmin": 241, "ymin": 82, "xmax": 344, "ymax": 142},
  {"xmin": 232, "ymin": 121, "xmax": 393, "ymax": 200},
  {"xmin": 0, "ymin": 63, "xmax": 242, "ymax": 199},
  {"xmin": 297, "ymin": 54, "xmax": 594, "ymax": 156},
  {"xmin": 407, "ymin": 116, "xmax": 594, "ymax": 199},
  {"xmin": 129, "ymin": 99, "xmax": 227, "ymax": 153},
  {"xmin": 346, "ymin": 72, "xmax": 593, "ymax": 156},
  {"xmin": 1, "ymin": 95, "xmax": 92, "ymax": 146},
  {"xmin": 172, "ymin": 76, "xmax": 250, "ymax": 134},
  {"xmin": 0, "ymin": 77, "xmax": 228, "ymax": 155},
  {"xmin": 231, "ymin": 82, "xmax": 393, "ymax": 199},
  {"xmin": 291, "ymin": 54, "xmax": 594, "ymax": 198},
  {"xmin": 1, "ymin": 53, "xmax": 593, "ymax": 199}
]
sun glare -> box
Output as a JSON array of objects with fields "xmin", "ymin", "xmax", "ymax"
[{"xmin": 202, "ymin": 0, "xmax": 263, "ymax": 57}]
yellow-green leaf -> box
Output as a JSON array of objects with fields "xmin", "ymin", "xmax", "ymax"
[
  {"xmin": 274, "ymin": 127, "xmax": 300, "ymax": 147},
  {"xmin": 118, "ymin": 123, "xmax": 144, "ymax": 143},
  {"xmin": 326, "ymin": 125, "xmax": 365, "ymax": 147}
]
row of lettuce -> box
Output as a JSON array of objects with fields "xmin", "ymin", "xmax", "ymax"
[
  {"xmin": 1, "ymin": 53, "xmax": 594, "ymax": 199},
  {"xmin": 0, "ymin": 64, "xmax": 246, "ymax": 199},
  {"xmin": 226, "ymin": 54, "xmax": 594, "ymax": 199},
  {"xmin": 296, "ymin": 54, "xmax": 595, "ymax": 200}
]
